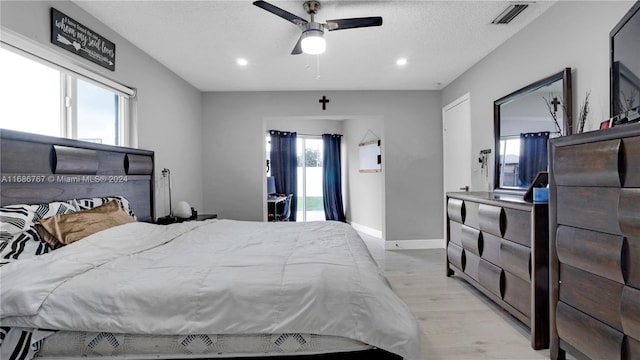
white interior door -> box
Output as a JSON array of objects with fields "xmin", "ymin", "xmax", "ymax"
[
  {"xmin": 442, "ymin": 93, "xmax": 472, "ymax": 248},
  {"xmin": 443, "ymin": 93, "xmax": 472, "ymax": 194}
]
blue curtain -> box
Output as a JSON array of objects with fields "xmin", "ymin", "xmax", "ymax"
[
  {"xmin": 322, "ymin": 134, "xmax": 346, "ymax": 222},
  {"xmin": 269, "ymin": 130, "xmax": 297, "ymax": 221},
  {"xmin": 518, "ymin": 132, "xmax": 549, "ymax": 187}
]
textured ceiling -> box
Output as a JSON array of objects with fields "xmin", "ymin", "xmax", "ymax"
[{"xmin": 73, "ymin": 0, "xmax": 557, "ymax": 91}]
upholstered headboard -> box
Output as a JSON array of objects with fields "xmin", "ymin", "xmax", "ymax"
[{"xmin": 0, "ymin": 129, "xmax": 155, "ymax": 222}]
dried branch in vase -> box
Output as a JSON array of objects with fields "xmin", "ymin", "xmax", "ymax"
[
  {"xmin": 623, "ymin": 88, "xmax": 638, "ymax": 111},
  {"xmin": 576, "ymin": 91, "xmax": 590, "ymax": 134}
]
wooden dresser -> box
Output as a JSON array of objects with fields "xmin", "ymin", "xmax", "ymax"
[
  {"xmin": 549, "ymin": 125, "xmax": 640, "ymax": 360},
  {"xmin": 446, "ymin": 192, "xmax": 549, "ymax": 349}
]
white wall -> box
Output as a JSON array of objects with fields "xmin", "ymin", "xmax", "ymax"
[
  {"xmin": 442, "ymin": 1, "xmax": 635, "ymax": 191},
  {"xmin": 343, "ymin": 116, "xmax": 384, "ymax": 237},
  {"xmin": 202, "ymin": 91, "xmax": 442, "ymax": 242},
  {"xmin": 0, "ymin": 0, "xmax": 204, "ymax": 218}
]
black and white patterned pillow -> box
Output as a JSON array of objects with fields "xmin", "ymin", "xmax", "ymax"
[
  {"xmin": 0, "ymin": 202, "xmax": 76, "ymax": 266},
  {"xmin": 68, "ymin": 196, "xmax": 135, "ymax": 218}
]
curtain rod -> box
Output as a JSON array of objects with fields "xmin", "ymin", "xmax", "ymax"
[
  {"xmin": 502, "ymin": 131, "xmax": 560, "ymax": 138},
  {"xmin": 268, "ymin": 132, "xmax": 342, "ymax": 137}
]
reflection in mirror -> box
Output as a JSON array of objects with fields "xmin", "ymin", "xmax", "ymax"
[{"xmin": 494, "ymin": 68, "xmax": 572, "ymax": 194}]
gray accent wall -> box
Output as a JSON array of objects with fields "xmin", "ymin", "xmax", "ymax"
[
  {"xmin": 0, "ymin": 0, "xmax": 204, "ymax": 218},
  {"xmin": 202, "ymin": 91, "xmax": 443, "ymax": 242},
  {"xmin": 442, "ymin": 1, "xmax": 635, "ymax": 192}
]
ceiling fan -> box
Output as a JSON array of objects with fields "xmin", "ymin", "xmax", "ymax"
[{"xmin": 253, "ymin": 0, "xmax": 383, "ymax": 55}]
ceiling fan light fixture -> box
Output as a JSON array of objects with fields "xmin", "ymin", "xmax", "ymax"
[
  {"xmin": 253, "ymin": 1, "xmax": 382, "ymax": 56},
  {"xmin": 301, "ymin": 27, "xmax": 326, "ymax": 55}
]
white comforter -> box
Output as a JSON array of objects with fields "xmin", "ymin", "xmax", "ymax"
[{"xmin": 1, "ymin": 220, "xmax": 420, "ymax": 359}]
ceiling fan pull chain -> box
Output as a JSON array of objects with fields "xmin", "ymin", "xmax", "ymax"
[{"xmin": 316, "ymin": 55, "xmax": 321, "ymax": 80}]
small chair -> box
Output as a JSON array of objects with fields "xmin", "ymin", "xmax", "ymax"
[{"xmin": 275, "ymin": 194, "xmax": 293, "ymax": 222}]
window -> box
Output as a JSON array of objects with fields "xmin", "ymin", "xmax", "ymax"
[
  {"xmin": 498, "ymin": 137, "xmax": 521, "ymax": 188},
  {"xmin": 76, "ymin": 79, "xmax": 119, "ymax": 145},
  {"xmin": 0, "ymin": 45, "xmax": 133, "ymax": 146},
  {"xmin": 0, "ymin": 47, "xmax": 61, "ymax": 137},
  {"xmin": 296, "ymin": 136, "xmax": 324, "ymax": 222}
]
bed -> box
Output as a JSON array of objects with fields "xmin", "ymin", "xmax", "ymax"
[{"xmin": 0, "ymin": 129, "xmax": 420, "ymax": 360}]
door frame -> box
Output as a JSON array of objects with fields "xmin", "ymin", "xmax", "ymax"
[{"xmin": 442, "ymin": 93, "xmax": 472, "ymax": 247}]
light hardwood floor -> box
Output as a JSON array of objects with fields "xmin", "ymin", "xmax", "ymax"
[{"xmin": 380, "ymin": 248, "xmax": 553, "ymax": 360}]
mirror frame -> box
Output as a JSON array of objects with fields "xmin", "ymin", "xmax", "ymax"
[{"xmin": 493, "ymin": 67, "xmax": 573, "ymax": 194}]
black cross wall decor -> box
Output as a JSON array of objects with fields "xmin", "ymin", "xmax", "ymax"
[
  {"xmin": 551, "ymin": 97, "xmax": 561, "ymax": 112},
  {"xmin": 319, "ymin": 96, "xmax": 329, "ymax": 110}
]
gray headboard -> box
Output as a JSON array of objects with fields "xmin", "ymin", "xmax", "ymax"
[{"xmin": 0, "ymin": 129, "xmax": 155, "ymax": 222}]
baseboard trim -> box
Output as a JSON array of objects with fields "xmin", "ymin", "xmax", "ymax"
[
  {"xmin": 349, "ymin": 222, "xmax": 382, "ymax": 239},
  {"xmin": 385, "ymin": 239, "xmax": 444, "ymax": 250},
  {"xmin": 348, "ymin": 222, "xmax": 445, "ymax": 250}
]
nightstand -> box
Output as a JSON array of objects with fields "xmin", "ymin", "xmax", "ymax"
[
  {"xmin": 192, "ymin": 214, "xmax": 217, "ymax": 221},
  {"xmin": 156, "ymin": 214, "xmax": 217, "ymax": 224}
]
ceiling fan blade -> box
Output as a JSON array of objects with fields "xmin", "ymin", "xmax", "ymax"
[
  {"xmin": 325, "ymin": 17, "xmax": 383, "ymax": 31},
  {"xmin": 291, "ymin": 34, "xmax": 303, "ymax": 55},
  {"xmin": 253, "ymin": 1, "xmax": 308, "ymax": 26}
]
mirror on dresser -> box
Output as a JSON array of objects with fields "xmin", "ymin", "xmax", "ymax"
[{"xmin": 493, "ymin": 68, "xmax": 573, "ymax": 194}]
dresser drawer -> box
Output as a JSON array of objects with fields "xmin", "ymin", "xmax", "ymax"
[
  {"xmin": 503, "ymin": 208, "xmax": 531, "ymax": 247},
  {"xmin": 628, "ymin": 237, "xmax": 640, "ymax": 289},
  {"xmin": 556, "ymin": 301, "xmax": 624, "ymax": 360},
  {"xmin": 463, "ymin": 201, "xmax": 480, "ymax": 229},
  {"xmin": 478, "ymin": 204, "xmax": 505, "ymax": 237},
  {"xmin": 448, "ymin": 220, "xmax": 463, "ymax": 247},
  {"xmin": 559, "ymin": 264, "xmax": 624, "ymax": 331},
  {"xmin": 501, "ymin": 240, "xmax": 530, "ymax": 283},
  {"xmin": 622, "ymin": 136, "xmax": 640, "ymax": 187},
  {"xmin": 447, "ymin": 242, "xmax": 465, "ymax": 272},
  {"xmin": 553, "ymin": 138, "xmax": 622, "ymax": 187},
  {"xmin": 461, "ymin": 225, "xmax": 482, "ymax": 257},
  {"xmin": 619, "ymin": 188, "xmax": 640, "ymax": 237},
  {"xmin": 478, "ymin": 259, "xmax": 504, "ymax": 298},
  {"xmin": 464, "ymin": 252, "xmax": 480, "ymax": 282},
  {"xmin": 481, "ymin": 232, "xmax": 501, "ymax": 266},
  {"xmin": 503, "ymin": 271, "xmax": 530, "ymax": 318},
  {"xmin": 622, "ymin": 286, "xmax": 640, "ymax": 341},
  {"xmin": 556, "ymin": 225, "xmax": 625, "ymax": 284},
  {"xmin": 628, "ymin": 335, "xmax": 640, "ymax": 360},
  {"xmin": 556, "ymin": 186, "xmax": 621, "ymax": 235},
  {"xmin": 447, "ymin": 198, "xmax": 465, "ymax": 224}
]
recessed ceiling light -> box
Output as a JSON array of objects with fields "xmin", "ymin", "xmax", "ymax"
[
  {"xmin": 396, "ymin": 58, "xmax": 408, "ymax": 66},
  {"xmin": 236, "ymin": 58, "xmax": 248, "ymax": 66}
]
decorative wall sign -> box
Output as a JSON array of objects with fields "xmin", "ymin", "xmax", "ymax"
[
  {"xmin": 359, "ymin": 140, "xmax": 382, "ymax": 173},
  {"xmin": 51, "ymin": 8, "xmax": 116, "ymax": 71}
]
